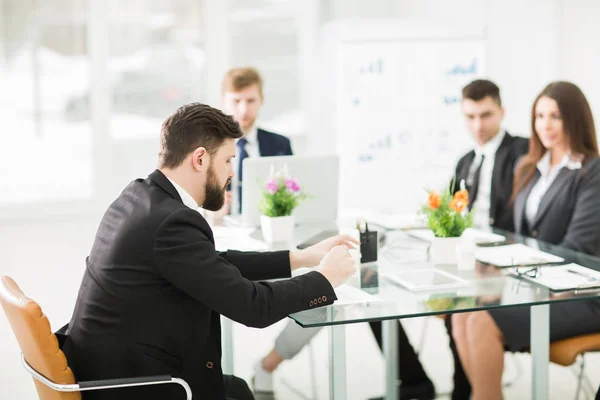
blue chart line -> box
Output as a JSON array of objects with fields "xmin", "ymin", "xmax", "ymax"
[
  {"xmin": 443, "ymin": 96, "xmax": 460, "ymax": 105},
  {"xmin": 446, "ymin": 58, "xmax": 478, "ymax": 75},
  {"xmin": 359, "ymin": 58, "xmax": 383, "ymax": 74},
  {"xmin": 369, "ymin": 135, "xmax": 392, "ymax": 150}
]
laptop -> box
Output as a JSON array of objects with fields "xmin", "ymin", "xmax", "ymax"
[{"xmin": 227, "ymin": 155, "xmax": 339, "ymax": 227}]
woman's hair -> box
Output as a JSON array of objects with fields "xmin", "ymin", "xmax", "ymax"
[{"xmin": 512, "ymin": 81, "xmax": 598, "ymax": 199}]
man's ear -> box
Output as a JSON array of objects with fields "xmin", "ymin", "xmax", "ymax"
[{"xmin": 191, "ymin": 147, "xmax": 208, "ymax": 171}]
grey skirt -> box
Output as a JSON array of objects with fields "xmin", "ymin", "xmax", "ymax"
[{"xmin": 489, "ymin": 298, "xmax": 600, "ymax": 352}]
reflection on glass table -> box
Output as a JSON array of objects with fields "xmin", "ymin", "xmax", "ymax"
[{"xmin": 287, "ymin": 227, "xmax": 600, "ymax": 400}]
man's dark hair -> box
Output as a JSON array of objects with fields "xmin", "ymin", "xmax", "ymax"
[
  {"xmin": 159, "ymin": 103, "xmax": 243, "ymax": 168},
  {"xmin": 462, "ymin": 79, "xmax": 502, "ymax": 106}
]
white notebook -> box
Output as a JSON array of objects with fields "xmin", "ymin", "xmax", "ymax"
[{"xmin": 476, "ymin": 243, "xmax": 564, "ymax": 267}]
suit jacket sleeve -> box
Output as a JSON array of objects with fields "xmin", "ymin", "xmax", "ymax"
[
  {"xmin": 285, "ymin": 137, "xmax": 293, "ymax": 155},
  {"xmin": 560, "ymin": 159, "xmax": 600, "ymax": 255},
  {"xmin": 152, "ymin": 208, "xmax": 337, "ymax": 328},
  {"xmin": 217, "ymin": 249, "xmax": 291, "ymax": 281}
]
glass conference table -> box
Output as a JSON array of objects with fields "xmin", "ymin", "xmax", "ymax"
[{"xmin": 221, "ymin": 222, "xmax": 600, "ymax": 400}]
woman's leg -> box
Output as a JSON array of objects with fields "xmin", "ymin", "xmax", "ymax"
[{"xmin": 452, "ymin": 312, "xmax": 504, "ymax": 400}]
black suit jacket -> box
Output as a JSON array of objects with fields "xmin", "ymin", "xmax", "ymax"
[
  {"xmin": 514, "ymin": 157, "xmax": 600, "ymax": 256},
  {"xmin": 257, "ymin": 128, "xmax": 293, "ymax": 156},
  {"xmin": 453, "ymin": 132, "xmax": 529, "ymax": 231},
  {"xmin": 62, "ymin": 170, "xmax": 336, "ymax": 400}
]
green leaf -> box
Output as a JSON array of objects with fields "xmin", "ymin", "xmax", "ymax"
[
  {"xmin": 422, "ymin": 181, "xmax": 474, "ymax": 238},
  {"xmin": 258, "ymin": 176, "xmax": 311, "ymax": 217}
]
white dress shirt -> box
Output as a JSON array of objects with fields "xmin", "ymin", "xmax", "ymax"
[
  {"xmin": 525, "ymin": 152, "xmax": 583, "ymax": 227},
  {"xmin": 472, "ymin": 130, "xmax": 506, "ymax": 228},
  {"xmin": 167, "ymin": 177, "xmax": 199, "ymax": 211}
]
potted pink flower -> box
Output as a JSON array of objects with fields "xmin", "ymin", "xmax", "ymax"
[{"xmin": 259, "ymin": 169, "xmax": 308, "ymax": 243}]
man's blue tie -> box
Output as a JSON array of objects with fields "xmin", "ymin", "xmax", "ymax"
[
  {"xmin": 237, "ymin": 138, "xmax": 249, "ymax": 182},
  {"xmin": 236, "ymin": 138, "xmax": 249, "ymax": 213}
]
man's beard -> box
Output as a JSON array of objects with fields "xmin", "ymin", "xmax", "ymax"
[{"xmin": 203, "ymin": 164, "xmax": 229, "ymax": 211}]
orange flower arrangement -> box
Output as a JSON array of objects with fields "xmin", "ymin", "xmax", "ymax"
[
  {"xmin": 428, "ymin": 191, "xmax": 441, "ymax": 209},
  {"xmin": 449, "ymin": 189, "xmax": 469, "ymax": 213},
  {"xmin": 421, "ymin": 179, "xmax": 474, "ymax": 237}
]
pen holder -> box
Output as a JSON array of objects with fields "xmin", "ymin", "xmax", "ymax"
[{"xmin": 360, "ymin": 230, "xmax": 378, "ymax": 263}]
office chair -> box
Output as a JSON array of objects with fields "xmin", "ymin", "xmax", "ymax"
[
  {"xmin": 549, "ymin": 334, "xmax": 600, "ymax": 400},
  {"xmin": 0, "ymin": 276, "xmax": 192, "ymax": 400}
]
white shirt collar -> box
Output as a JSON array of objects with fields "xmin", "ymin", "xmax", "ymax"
[
  {"xmin": 475, "ymin": 130, "xmax": 506, "ymax": 158},
  {"xmin": 239, "ymin": 124, "xmax": 258, "ymax": 145},
  {"xmin": 166, "ymin": 177, "xmax": 198, "ymax": 210},
  {"xmin": 536, "ymin": 151, "xmax": 583, "ymax": 176}
]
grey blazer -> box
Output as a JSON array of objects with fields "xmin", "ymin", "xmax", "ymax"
[{"xmin": 514, "ymin": 157, "xmax": 600, "ymax": 256}]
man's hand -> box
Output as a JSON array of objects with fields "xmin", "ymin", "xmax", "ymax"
[
  {"xmin": 315, "ymin": 245, "xmax": 357, "ymax": 288},
  {"xmin": 289, "ymin": 234, "xmax": 360, "ymax": 270}
]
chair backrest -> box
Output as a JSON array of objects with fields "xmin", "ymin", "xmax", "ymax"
[{"xmin": 0, "ymin": 276, "xmax": 80, "ymax": 400}]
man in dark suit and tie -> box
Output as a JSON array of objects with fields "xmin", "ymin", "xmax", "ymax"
[
  {"xmin": 447, "ymin": 79, "xmax": 529, "ymax": 400},
  {"xmin": 221, "ymin": 67, "xmax": 293, "ymax": 214},
  {"xmin": 62, "ymin": 103, "xmax": 358, "ymax": 400},
  {"xmin": 453, "ymin": 79, "xmax": 529, "ymax": 232}
]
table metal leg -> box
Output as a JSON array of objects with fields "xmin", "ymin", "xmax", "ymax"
[
  {"xmin": 531, "ymin": 304, "xmax": 550, "ymax": 400},
  {"xmin": 383, "ymin": 319, "xmax": 399, "ymax": 400},
  {"xmin": 329, "ymin": 325, "xmax": 347, "ymax": 400}
]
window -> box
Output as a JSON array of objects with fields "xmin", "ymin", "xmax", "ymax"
[
  {"xmin": 0, "ymin": 0, "xmax": 92, "ymax": 206},
  {"xmin": 106, "ymin": 0, "xmax": 206, "ymax": 140}
]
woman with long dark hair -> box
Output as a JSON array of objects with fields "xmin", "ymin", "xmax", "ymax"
[{"xmin": 451, "ymin": 81, "xmax": 600, "ymax": 400}]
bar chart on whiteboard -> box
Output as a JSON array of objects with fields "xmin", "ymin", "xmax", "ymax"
[{"xmin": 336, "ymin": 39, "xmax": 485, "ymax": 213}]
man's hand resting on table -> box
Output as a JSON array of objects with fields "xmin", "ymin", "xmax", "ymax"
[
  {"xmin": 316, "ymin": 245, "xmax": 357, "ymax": 288},
  {"xmin": 289, "ymin": 234, "xmax": 359, "ymax": 288}
]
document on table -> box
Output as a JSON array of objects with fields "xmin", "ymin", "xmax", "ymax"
[
  {"xmin": 333, "ymin": 283, "xmax": 380, "ymax": 305},
  {"xmin": 511, "ymin": 263, "xmax": 600, "ymax": 291},
  {"xmin": 476, "ymin": 243, "xmax": 564, "ymax": 267},
  {"xmin": 212, "ymin": 226, "xmax": 268, "ymax": 252},
  {"xmin": 293, "ymin": 267, "xmax": 379, "ymax": 305},
  {"xmin": 405, "ymin": 228, "xmax": 506, "ymax": 244}
]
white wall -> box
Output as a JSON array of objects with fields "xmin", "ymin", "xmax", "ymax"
[
  {"xmin": 562, "ymin": 0, "xmax": 600, "ymax": 126},
  {"xmin": 307, "ymin": 0, "xmax": 600, "ymax": 155}
]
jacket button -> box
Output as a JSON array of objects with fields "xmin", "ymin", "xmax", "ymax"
[
  {"xmin": 322, "ymin": 296, "xmax": 327, "ymax": 302},
  {"xmin": 206, "ymin": 361, "xmax": 214, "ymax": 369},
  {"xmin": 318, "ymin": 298, "xmax": 323, "ymax": 304},
  {"xmin": 309, "ymin": 300, "xmax": 314, "ymax": 306},
  {"xmin": 532, "ymin": 230, "xmax": 538, "ymax": 237},
  {"xmin": 489, "ymin": 218, "xmax": 495, "ymax": 225}
]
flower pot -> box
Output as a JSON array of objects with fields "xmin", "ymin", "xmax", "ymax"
[
  {"xmin": 430, "ymin": 237, "xmax": 459, "ymax": 265},
  {"xmin": 260, "ymin": 215, "xmax": 294, "ymax": 243}
]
